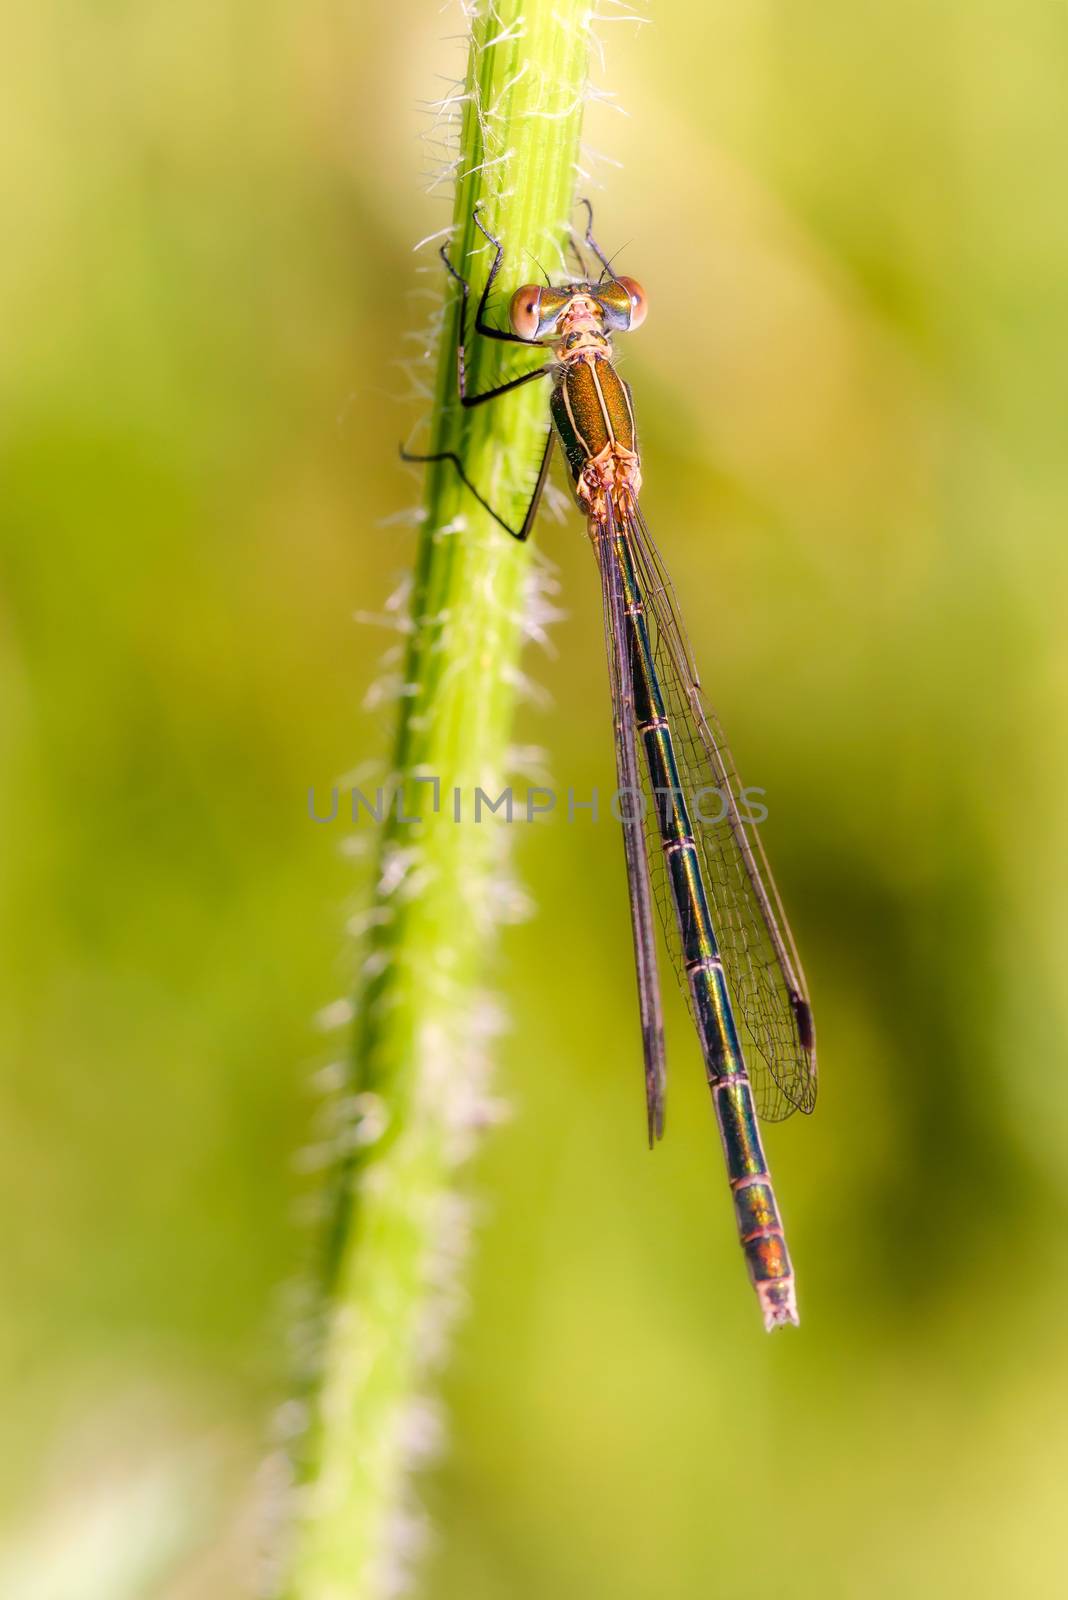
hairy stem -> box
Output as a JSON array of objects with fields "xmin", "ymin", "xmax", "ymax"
[{"xmin": 281, "ymin": 5, "xmax": 591, "ymax": 1596}]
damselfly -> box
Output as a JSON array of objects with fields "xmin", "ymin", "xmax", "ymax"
[{"xmin": 405, "ymin": 207, "xmax": 817, "ymax": 1330}]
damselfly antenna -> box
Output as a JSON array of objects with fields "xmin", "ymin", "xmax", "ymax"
[
  {"xmin": 523, "ymin": 249, "xmax": 553, "ymax": 288},
  {"xmin": 597, "ymin": 246, "xmax": 629, "ymax": 286}
]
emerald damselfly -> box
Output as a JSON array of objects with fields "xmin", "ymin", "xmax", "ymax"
[{"xmin": 404, "ymin": 207, "xmax": 817, "ymax": 1330}]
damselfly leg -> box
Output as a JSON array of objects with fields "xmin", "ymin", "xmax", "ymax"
[
  {"xmin": 401, "ymin": 212, "xmax": 554, "ymax": 539},
  {"xmin": 399, "ymin": 429, "xmax": 553, "ymax": 542},
  {"xmin": 578, "ymin": 198, "xmax": 616, "ymax": 280}
]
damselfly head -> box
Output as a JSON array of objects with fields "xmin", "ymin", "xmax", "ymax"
[{"xmin": 509, "ymin": 277, "xmax": 648, "ymax": 340}]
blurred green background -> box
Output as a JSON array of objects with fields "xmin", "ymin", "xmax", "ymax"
[{"xmin": 4, "ymin": 1, "xmax": 1067, "ymax": 1595}]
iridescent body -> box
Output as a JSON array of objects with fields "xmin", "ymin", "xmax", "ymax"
[{"xmin": 407, "ymin": 212, "xmax": 817, "ymax": 1330}]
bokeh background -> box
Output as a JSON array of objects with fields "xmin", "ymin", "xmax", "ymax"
[{"xmin": 4, "ymin": 2, "xmax": 1068, "ymax": 1595}]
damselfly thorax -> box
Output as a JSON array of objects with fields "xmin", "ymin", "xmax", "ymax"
[
  {"xmin": 553, "ymin": 351, "xmax": 641, "ymax": 524},
  {"xmin": 525, "ymin": 293, "xmax": 645, "ymax": 522}
]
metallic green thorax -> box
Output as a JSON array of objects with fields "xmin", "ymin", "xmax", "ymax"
[{"xmin": 550, "ymin": 357, "xmax": 637, "ymax": 486}]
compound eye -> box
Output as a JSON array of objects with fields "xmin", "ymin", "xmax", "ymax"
[
  {"xmin": 509, "ymin": 285, "xmax": 543, "ymax": 339},
  {"xmin": 615, "ymin": 276, "xmax": 647, "ymax": 329}
]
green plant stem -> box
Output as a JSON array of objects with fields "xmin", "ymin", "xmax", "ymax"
[{"xmin": 282, "ymin": 6, "xmax": 590, "ymax": 1596}]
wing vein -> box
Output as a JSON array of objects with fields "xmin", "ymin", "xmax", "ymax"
[
  {"xmin": 623, "ymin": 498, "xmax": 817, "ymax": 1120},
  {"xmin": 594, "ymin": 503, "xmax": 668, "ymax": 1143}
]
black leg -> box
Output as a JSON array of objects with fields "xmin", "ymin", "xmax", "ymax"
[
  {"xmin": 579, "ymin": 198, "xmax": 618, "ymax": 280},
  {"xmin": 456, "ymin": 354, "xmax": 550, "ymax": 409},
  {"xmin": 469, "ymin": 209, "xmax": 545, "ymax": 346},
  {"xmin": 401, "ymin": 428, "xmax": 554, "ymax": 543},
  {"xmin": 403, "ymin": 207, "xmax": 557, "ymax": 538},
  {"xmin": 516, "ymin": 427, "xmax": 555, "ymax": 541},
  {"xmin": 438, "ymin": 226, "xmax": 550, "ymax": 407},
  {"xmin": 566, "ymin": 230, "xmax": 591, "ymax": 281}
]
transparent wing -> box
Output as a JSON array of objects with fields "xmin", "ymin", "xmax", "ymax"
[
  {"xmin": 624, "ymin": 496, "xmax": 817, "ymax": 1122},
  {"xmin": 594, "ymin": 506, "xmax": 667, "ymax": 1144}
]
